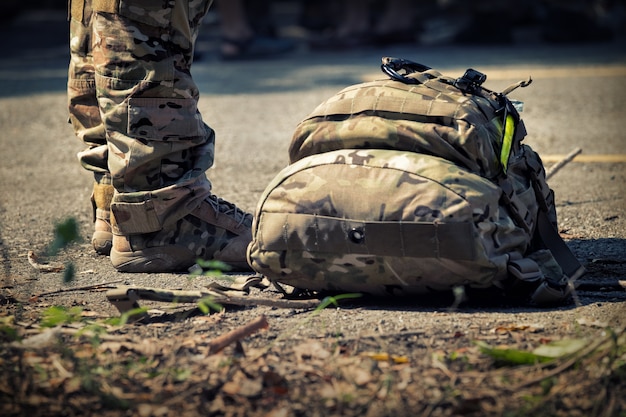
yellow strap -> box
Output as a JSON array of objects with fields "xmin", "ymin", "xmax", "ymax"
[
  {"xmin": 70, "ymin": 0, "xmax": 84, "ymax": 21},
  {"xmin": 92, "ymin": 0, "xmax": 118, "ymax": 14},
  {"xmin": 500, "ymin": 114, "xmax": 515, "ymax": 173}
]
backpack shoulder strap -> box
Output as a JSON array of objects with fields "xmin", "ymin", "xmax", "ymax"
[{"xmin": 524, "ymin": 152, "xmax": 586, "ymax": 282}]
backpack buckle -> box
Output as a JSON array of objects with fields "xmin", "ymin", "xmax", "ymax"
[
  {"xmin": 454, "ymin": 68, "xmax": 486, "ymax": 93},
  {"xmin": 381, "ymin": 57, "xmax": 431, "ymax": 84},
  {"xmin": 503, "ymin": 257, "xmax": 544, "ymax": 300}
]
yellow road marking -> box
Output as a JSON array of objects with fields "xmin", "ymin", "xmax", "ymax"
[{"xmin": 542, "ymin": 154, "xmax": 626, "ymax": 163}]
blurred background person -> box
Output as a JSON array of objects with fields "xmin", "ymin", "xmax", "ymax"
[
  {"xmin": 306, "ymin": 0, "xmax": 421, "ymax": 50},
  {"xmin": 216, "ymin": 0, "xmax": 296, "ymax": 60}
]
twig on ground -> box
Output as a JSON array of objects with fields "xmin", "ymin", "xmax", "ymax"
[
  {"xmin": 207, "ymin": 314, "xmax": 269, "ymax": 354},
  {"xmin": 30, "ymin": 279, "xmax": 125, "ymax": 302},
  {"xmin": 107, "ymin": 286, "xmax": 321, "ymax": 314},
  {"xmin": 546, "ymin": 147, "xmax": 582, "ymax": 180},
  {"xmin": 215, "ymin": 294, "xmax": 320, "ymax": 310}
]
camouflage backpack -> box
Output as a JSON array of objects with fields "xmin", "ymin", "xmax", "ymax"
[{"xmin": 247, "ymin": 58, "xmax": 585, "ymax": 305}]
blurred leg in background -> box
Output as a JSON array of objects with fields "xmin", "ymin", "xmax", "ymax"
[{"xmin": 217, "ymin": 0, "xmax": 296, "ymax": 60}]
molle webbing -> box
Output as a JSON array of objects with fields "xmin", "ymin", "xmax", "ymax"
[
  {"xmin": 256, "ymin": 212, "xmax": 477, "ymax": 261},
  {"xmin": 306, "ymin": 81, "xmax": 496, "ymax": 126}
]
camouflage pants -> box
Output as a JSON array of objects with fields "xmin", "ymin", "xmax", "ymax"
[{"xmin": 68, "ymin": 0, "xmax": 216, "ymax": 234}]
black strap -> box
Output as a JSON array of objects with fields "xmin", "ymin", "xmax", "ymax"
[
  {"xmin": 536, "ymin": 211, "xmax": 585, "ymax": 281},
  {"xmin": 380, "ymin": 57, "xmax": 431, "ymax": 84}
]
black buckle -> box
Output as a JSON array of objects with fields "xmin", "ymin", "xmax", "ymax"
[
  {"xmin": 381, "ymin": 57, "xmax": 431, "ymax": 84},
  {"xmin": 453, "ymin": 68, "xmax": 487, "ymax": 94}
]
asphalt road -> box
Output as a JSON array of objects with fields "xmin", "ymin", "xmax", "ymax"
[{"xmin": 0, "ymin": 10, "xmax": 625, "ymax": 315}]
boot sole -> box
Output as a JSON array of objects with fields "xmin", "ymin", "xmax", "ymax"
[{"xmin": 92, "ymin": 231, "xmax": 113, "ymax": 256}]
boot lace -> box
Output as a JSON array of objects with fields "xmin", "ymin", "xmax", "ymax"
[{"xmin": 206, "ymin": 194, "xmax": 252, "ymax": 228}]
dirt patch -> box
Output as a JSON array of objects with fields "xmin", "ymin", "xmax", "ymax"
[{"xmin": 1, "ymin": 253, "xmax": 625, "ymax": 417}]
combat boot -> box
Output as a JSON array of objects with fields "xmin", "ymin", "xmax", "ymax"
[
  {"xmin": 91, "ymin": 181, "xmax": 114, "ymax": 255},
  {"xmin": 110, "ymin": 194, "xmax": 253, "ymax": 273}
]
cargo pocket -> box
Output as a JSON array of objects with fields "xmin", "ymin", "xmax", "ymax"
[
  {"xmin": 111, "ymin": 198, "xmax": 163, "ymax": 234},
  {"xmin": 92, "ymin": 0, "xmax": 175, "ymax": 28},
  {"xmin": 128, "ymin": 97, "xmax": 205, "ymax": 141}
]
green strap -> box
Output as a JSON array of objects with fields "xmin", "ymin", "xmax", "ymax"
[{"xmin": 257, "ymin": 212, "xmax": 477, "ymax": 260}]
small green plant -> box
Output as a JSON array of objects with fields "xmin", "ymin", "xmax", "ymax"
[
  {"xmin": 48, "ymin": 217, "xmax": 81, "ymax": 256},
  {"xmin": 189, "ymin": 258, "xmax": 232, "ymax": 278},
  {"xmin": 75, "ymin": 322, "xmax": 110, "ymax": 346},
  {"xmin": 40, "ymin": 305, "xmax": 84, "ymax": 328},
  {"xmin": 475, "ymin": 337, "xmax": 590, "ymax": 366},
  {"xmin": 171, "ymin": 367, "xmax": 192, "ymax": 382},
  {"xmin": 271, "ymin": 293, "xmax": 362, "ymax": 348},
  {"xmin": 197, "ymin": 296, "xmax": 223, "ymax": 314},
  {"xmin": 0, "ymin": 324, "xmax": 20, "ymax": 342},
  {"xmin": 62, "ymin": 262, "xmax": 76, "ymax": 283},
  {"xmin": 0, "ymin": 316, "xmax": 19, "ymax": 342},
  {"xmin": 314, "ymin": 293, "xmax": 363, "ymax": 312},
  {"xmin": 42, "ymin": 217, "xmax": 82, "ymax": 283},
  {"xmin": 105, "ymin": 307, "xmax": 150, "ymax": 326}
]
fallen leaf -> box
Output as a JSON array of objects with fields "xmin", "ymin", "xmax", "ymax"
[
  {"xmin": 12, "ymin": 327, "xmax": 62, "ymax": 349},
  {"xmin": 532, "ymin": 338, "xmax": 589, "ymax": 358},
  {"xmin": 576, "ymin": 318, "xmax": 609, "ymax": 328},
  {"xmin": 99, "ymin": 342, "xmax": 123, "ymax": 354},
  {"xmin": 350, "ymin": 368, "xmax": 372, "ymax": 386},
  {"xmin": 361, "ymin": 352, "xmax": 409, "ymax": 364},
  {"xmin": 265, "ymin": 407, "xmax": 289, "ymax": 417},
  {"xmin": 475, "ymin": 341, "xmax": 552, "ymax": 365},
  {"xmin": 222, "ymin": 370, "xmax": 263, "ymax": 397},
  {"xmin": 27, "ymin": 251, "xmax": 64, "ymax": 273},
  {"xmin": 293, "ymin": 341, "xmax": 331, "ymax": 361},
  {"xmin": 493, "ymin": 324, "xmax": 543, "ymax": 334}
]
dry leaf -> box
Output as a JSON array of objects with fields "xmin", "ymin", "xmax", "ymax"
[
  {"xmin": 350, "ymin": 368, "xmax": 372, "ymax": 386},
  {"xmin": 361, "ymin": 352, "xmax": 409, "ymax": 364},
  {"xmin": 265, "ymin": 407, "xmax": 289, "ymax": 417},
  {"xmin": 12, "ymin": 327, "xmax": 62, "ymax": 349},
  {"xmin": 576, "ymin": 318, "xmax": 609, "ymax": 328},
  {"xmin": 99, "ymin": 342, "xmax": 123, "ymax": 354},
  {"xmin": 222, "ymin": 370, "xmax": 263, "ymax": 397},
  {"xmin": 293, "ymin": 341, "xmax": 331, "ymax": 361},
  {"xmin": 493, "ymin": 324, "xmax": 543, "ymax": 334},
  {"xmin": 27, "ymin": 251, "xmax": 64, "ymax": 273}
]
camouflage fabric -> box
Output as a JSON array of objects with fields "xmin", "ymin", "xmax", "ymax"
[
  {"xmin": 68, "ymin": 0, "xmax": 216, "ymax": 235},
  {"xmin": 248, "ymin": 63, "xmax": 569, "ymax": 300},
  {"xmin": 112, "ymin": 194, "xmax": 253, "ymax": 272},
  {"xmin": 247, "ymin": 148, "xmax": 530, "ymax": 295},
  {"xmin": 68, "ymin": 0, "xmax": 108, "ymax": 180},
  {"xmin": 289, "ymin": 73, "xmax": 526, "ymax": 181}
]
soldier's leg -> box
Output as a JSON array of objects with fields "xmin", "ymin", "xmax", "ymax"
[
  {"xmin": 89, "ymin": 0, "xmax": 251, "ymax": 272},
  {"xmin": 68, "ymin": 0, "xmax": 114, "ymax": 255}
]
